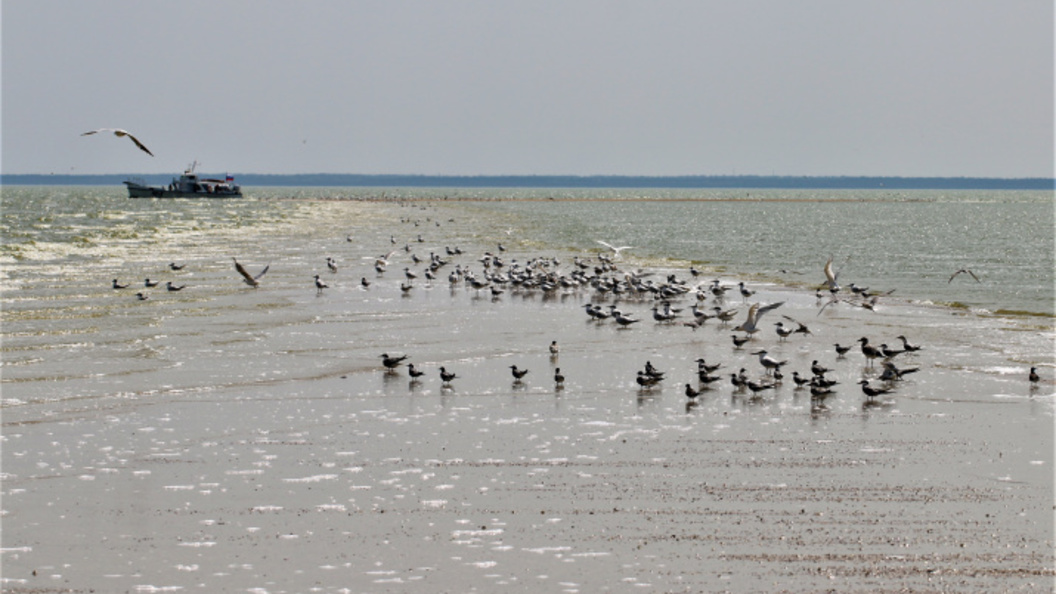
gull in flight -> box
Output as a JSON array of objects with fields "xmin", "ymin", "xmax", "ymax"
[
  {"xmin": 820, "ymin": 257, "xmax": 841, "ymax": 294},
  {"xmin": 948, "ymin": 268, "xmax": 980, "ymax": 283},
  {"xmin": 233, "ymin": 257, "xmax": 270, "ymax": 287},
  {"xmin": 732, "ymin": 301, "xmax": 784, "ymax": 334},
  {"xmin": 81, "ymin": 128, "xmax": 154, "ymax": 156},
  {"xmin": 596, "ymin": 240, "xmax": 634, "ymax": 258}
]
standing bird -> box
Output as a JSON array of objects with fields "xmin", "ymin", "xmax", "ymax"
[
  {"xmin": 407, "ymin": 363, "xmax": 425, "ymax": 378},
  {"xmin": 439, "ymin": 366, "xmax": 458, "ymax": 384},
  {"xmin": 684, "ymin": 384, "xmax": 702, "ymax": 400},
  {"xmin": 112, "ymin": 279, "xmax": 130, "ymax": 289},
  {"xmin": 554, "ymin": 368, "xmax": 565, "ymax": 386},
  {"xmin": 380, "ymin": 353, "xmax": 408, "ymax": 369},
  {"xmin": 169, "ymin": 263, "xmax": 186, "ymax": 271},
  {"xmin": 166, "ymin": 281, "xmax": 186, "ymax": 292},
  {"xmin": 1029, "ymin": 367, "xmax": 1040, "ymax": 384},
  {"xmin": 313, "ymin": 274, "xmax": 329, "ymax": 294},
  {"xmin": 549, "ymin": 340, "xmax": 559, "ymax": 357},
  {"xmin": 135, "ymin": 291, "xmax": 149, "ymax": 301},
  {"xmin": 834, "ymin": 343, "xmax": 853, "ymax": 357},
  {"xmin": 858, "ymin": 380, "xmax": 892, "ymax": 400},
  {"xmin": 81, "ymin": 128, "xmax": 154, "ymax": 156},
  {"xmin": 895, "ymin": 335, "xmax": 922, "ymax": 352},
  {"xmin": 752, "ymin": 350, "xmax": 788, "ymax": 375},
  {"xmin": 857, "ymin": 337, "xmax": 884, "ymax": 366},
  {"xmin": 510, "ymin": 365, "xmax": 529, "ymax": 380},
  {"xmin": 233, "ymin": 258, "xmax": 269, "ymax": 287},
  {"xmin": 144, "ymin": 279, "xmax": 160, "ymax": 288}
]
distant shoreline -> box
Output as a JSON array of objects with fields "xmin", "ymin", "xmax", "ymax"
[{"xmin": 2, "ymin": 173, "xmax": 1053, "ymax": 190}]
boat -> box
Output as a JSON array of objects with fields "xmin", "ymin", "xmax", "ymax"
[{"xmin": 125, "ymin": 162, "xmax": 242, "ymax": 198}]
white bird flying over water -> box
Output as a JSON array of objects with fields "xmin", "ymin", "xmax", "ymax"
[
  {"xmin": 596, "ymin": 240, "xmax": 633, "ymax": 258},
  {"xmin": 821, "ymin": 257, "xmax": 840, "ymax": 293},
  {"xmin": 80, "ymin": 128, "xmax": 154, "ymax": 156}
]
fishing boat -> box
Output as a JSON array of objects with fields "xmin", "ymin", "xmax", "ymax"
[{"xmin": 125, "ymin": 162, "xmax": 242, "ymax": 198}]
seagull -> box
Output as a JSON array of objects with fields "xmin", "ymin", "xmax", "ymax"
[
  {"xmin": 165, "ymin": 281, "xmax": 186, "ymax": 292},
  {"xmin": 510, "ymin": 365, "xmax": 529, "ymax": 380},
  {"xmin": 314, "ymin": 274, "xmax": 329, "ymax": 294},
  {"xmin": 233, "ymin": 258, "xmax": 269, "ymax": 287},
  {"xmin": 112, "ymin": 279, "xmax": 129, "ymax": 289},
  {"xmin": 169, "ymin": 263, "xmax": 185, "ymax": 271},
  {"xmin": 948, "ymin": 268, "xmax": 980, "ymax": 283},
  {"xmin": 596, "ymin": 240, "xmax": 634, "ymax": 258},
  {"xmin": 81, "ymin": 128, "xmax": 153, "ymax": 156},
  {"xmin": 821, "ymin": 257, "xmax": 841, "ymax": 294},
  {"xmin": 752, "ymin": 350, "xmax": 788, "ymax": 375},
  {"xmin": 733, "ymin": 301, "xmax": 785, "ymax": 334},
  {"xmin": 144, "ymin": 279, "xmax": 160, "ymax": 288},
  {"xmin": 380, "ymin": 353, "xmax": 408, "ymax": 369}
]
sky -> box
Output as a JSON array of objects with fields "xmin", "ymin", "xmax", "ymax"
[{"xmin": 2, "ymin": 1, "xmax": 1053, "ymax": 177}]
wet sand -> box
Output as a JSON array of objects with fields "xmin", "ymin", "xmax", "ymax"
[
  {"xmin": 3, "ymin": 275, "xmax": 1054, "ymax": 593},
  {"xmin": 2, "ymin": 197, "xmax": 1054, "ymax": 592}
]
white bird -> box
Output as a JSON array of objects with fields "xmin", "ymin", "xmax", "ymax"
[
  {"xmin": 81, "ymin": 128, "xmax": 153, "ymax": 156},
  {"xmin": 733, "ymin": 301, "xmax": 784, "ymax": 334},
  {"xmin": 596, "ymin": 240, "xmax": 634, "ymax": 258},
  {"xmin": 233, "ymin": 258, "xmax": 269, "ymax": 287},
  {"xmin": 821, "ymin": 257, "xmax": 840, "ymax": 294},
  {"xmin": 752, "ymin": 350, "xmax": 788, "ymax": 375}
]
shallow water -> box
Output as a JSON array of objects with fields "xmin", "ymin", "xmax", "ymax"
[{"xmin": 1, "ymin": 186, "xmax": 1053, "ymax": 592}]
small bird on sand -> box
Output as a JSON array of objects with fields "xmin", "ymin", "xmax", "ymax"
[
  {"xmin": 549, "ymin": 340, "xmax": 559, "ymax": 357},
  {"xmin": 233, "ymin": 258, "xmax": 269, "ymax": 287},
  {"xmin": 314, "ymin": 274, "xmax": 328, "ymax": 294},
  {"xmin": 510, "ymin": 365, "xmax": 529, "ymax": 380},
  {"xmin": 166, "ymin": 282, "xmax": 186, "ymax": 292},
  {"xmin": 731, "ymin": 334, "xmax": 750, "ymax": 349},
  {"xmin": 169, "ymin": 263, "xmax": 185, "ymax": 271},
  {"xmin": 360, "ymin": 277, "xmax": 371, "ymax": 288},
  {"xmin": 135, "ymin": 291, "xmax": 149, "ymax": 300},
  {"xmin": 811, "ymin": 360, "xmax": 831, "ymax": 377},
  {"xmin": 144, "ymin": 279, "xmax": 159, "ymax": 288},
  {"xmin": 834, "ymin": 343, "xmax": 853, "ymax": 357},
  {"xmin": 1029, "ymin": 367, "xmax": 1040, "ymax": 384},
  {"xmin": 554, "ymin": 368, "xmax": 565, "ymax": 385},
  {"xmin": 380, "ymin": 353, "xmax": 408, "ymax": 369},
  {"xmin": 895, "ymin": 335, "xmax": 922, "ymax": 352},
  {"xmin": 752, "ymin": 350, "xmax": 787, "ymax": 375},
  {"xmin": 858, "ymin": 337, "xmax": 883, "ymax": 366},
  {"xmin": 685, "ymin": 384, "xmax": 702, "ymax": 400},
  {"xmin": 112, "ymin": 279, "xmax": 129, "ymax": 289},
  {"xmin": 407, "ymin": 363, "xmax": 425, "ymax": 378},
  {"xmin": 859, "ymin": 379, "xmax": 892, "ymax": 400},
  {"xmin": 439, "ymin": 367, "xmax": 458, "ymax": 383},
  {"xmin": 81, "ymin": 128, "xmax": 154, "ymax": 156}
]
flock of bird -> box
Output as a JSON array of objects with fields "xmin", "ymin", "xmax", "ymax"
[{"xmin": 110, "ymin": 218, "xmax": 1043, "ymax": 400}]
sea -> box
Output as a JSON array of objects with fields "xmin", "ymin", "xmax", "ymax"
[{"xmin": 2, "ymin": 184, "xmax": 1054, "ymax": 592}]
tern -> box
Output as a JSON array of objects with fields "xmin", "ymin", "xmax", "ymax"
[
  {"xmin": 549, "ymin": 340, "xmax": 559, "ymax": 356},
  {"xmin": 684, "ymin": 384, "xmax": 702, "ymax": 400},
  {"xmin": 81, "ymin": 128, "xmax": 153, "ymax": 156},
  {"xmin": 791, "ymin": 371, "xmax": 812, "ymax": 388},
  {"xmin": 360, "ymin": 277, "xmax": 371, "ymax": 288},
  {"xmin": 1029, "ymin": 367, "xmax": 1040, "ymax": 384},
  {"xmin": 326, "ymin": 257, "xmax": 338, "ymax": 273},
  {"xmin": 858, "ymin": 380, "xmax": 892, "ymax": 400},
  {"xmin": 752, "ymin": 350, "xmax": 788, "ymax": 375},
  {"xmin": 811, "ymin": 361, "xmax": 831, "ymax": 376},
  {"xmin": 380, "ymin": 353, "xmax": 409, "ymax": 369},
  {"xmin": 135, "ymin": 291, "xmax": 149, "ymax": 300},
  {"xmin": 112, "ymin": 279, "xmax": 130, "ymax": 289},
  {"xmin": 731, "ymin": 334, "xmax": 750, "ymax": 349},
  {"xmin": 165, "ymin": 282, "xmax": 186, "ymax": 292},
  {"xmin": 821, "ymin": 257, "xmax": 841, "ymax": 294},
  {"xmin": 233, "ymin": 258, "xmax": 269, "ymax": 287},
  {"xmin": 733, "ymin": 301, "xmax": 784, "ymax": 334},
  {"xmin": 737, "ymin": 281, "xmax": 755, "ymax": 302},
  {"xmin": 879, "ymin": 361, "xmax": 919, "ymax": 381},
  {"xmin": 144, "ymin": 278, "xmax": 159, "ymax": 288},
  {"xmin": 510, "ymin": 365, "xmax": 529, "ymax": 380},
  {"xmin": 781, "ymin": 315, "xmax": 812, "ymax": 335},
  {"xmin": 834, "ymin": 343, "xmax": 853, "ymax": 357},
  {"xmin": 314, "ymin": 274, "xmax": 329, "ymax": 294},
  {"xmin": 857, "ymin": 337, "xmax": 883, "ymax": 366},
  {"xmin": 746, "ymin": 380, "xmax": 775, "ymax": 394},
  {"xmin": 554, "ymin": 368, "xmax": 565, "ymax": 385},
  {"xmin": 596, "ymin": 240, "xmax": 634, "ymax": 258},
  {"xmin": 169, "ymin": 263, "xmax": 185, "ymax": 271},
  {"xmin": 439, "ymin": 367, "xmax": 458, "ymax": 383},
  {"xmin": 948, "ymin": 268, "xmax": 980, "ymax": 283},
  {"xmin": 774, "ymin": 321, "xmax": 794, "ymax": 341},
  {"xmin": 407, "ymin": 363, "xmax": 425, "ymax": 378},
  {"xmin": 895, "ymin": 335, "xmax": 922, "ymax": 352}
]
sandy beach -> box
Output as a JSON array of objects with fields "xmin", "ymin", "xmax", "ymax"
[{"xmin": 2, "ymin": 196, "xmax": 1053, "ymax": 593}]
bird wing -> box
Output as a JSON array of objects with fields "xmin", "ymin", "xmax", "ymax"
[
  {"xmin": 966, "ymin": 269, "xmax": 980, "ymax": 282},
  {"xmin": 823, "ymin": 257, "xmax": 836, "ymax": 284},
  {"xmin": 756, "ymin": 301, "xmax": 784, "ymax": 320},
  {"xmin": 233, "ymin": 258, "xmax": 256, "ymax": 283},
  {"xmin": 124, "ymin": 132, "xmax": 154, "ymax": 156},
  {"xmin": 254, "ymin": 265, "xmax": 270, "ymax": 280},
  {"xmin": 81, "ymin": 128, "xmax": 153, "ymax": 156}
]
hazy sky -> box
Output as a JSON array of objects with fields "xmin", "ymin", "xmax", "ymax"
[{"xmin": 2, "ymin": 1, "xmax": 1052, "ymax": 177}]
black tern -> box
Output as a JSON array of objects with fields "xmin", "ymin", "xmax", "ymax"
[
  {"xmin": 439, "ymin": 367, "xmax": 458, "ymax": 383},
  {"xmin": 737, "ymin": 281, "xmax": 755, "ymax": 302},
  {"xmin": 774, "ymin": 321, "xmax": 793, "ymax": 341},
  {"xmin": 407, "ymin": 363, "xmax": 425, "ymax": 378},
  {"xmin": 112, "ymin": 279, "xmax": 129, "ymax": 289},
  {"xmin": 636, "ymin": 371, "xmax": 661, "ymax": 388},
  {"xmin": 1029, "ymin": 367, "xmax": 1040, "ymax": 384},
  {"xmin": 135, "ymin": 291, "xmax": 149, "ymax": 300},
  {"xmin": 144, "ymin": 278, "xmax": 159, "ymax": 288},
  {"xmin": 314, "ymin": 274, "xmax": 329, "ymax": 294},
  {"xmin": 510, "ymin": 365, "xmax": 529, "ymax": 380},
  {"xmin": 233, "ymin": 258, "xmax": 269, "ymax": 287},
  {"xmin": 948, "ymin": 268, "xmax": 980, "ymax": 283},
  {"xmin": 791, "ymin": 371, "xmax": 812, "ymax": 388},
  {"xmin": 169, "ymin": 263, "xmax": 185, "ymax": 271},
  {"xmin": 746, "ymin": 380, "xmax": 775, "ymax": 394},
  {"xmin": 834, "ymin": 343, "xmax": 852, "ymax": 357},
  {"xmin": 166, "ymin": 282, "xmax": 186, "ymax": 292},
  {"xmin": 811, "ymin": 360, "xmax": 831, "ymax": 377},
  {"xmin": 695, "ymin": 358, "xmax": 722, "ymax": 375},
  {"xmin": 858, "ymin": 380, "xmax": 892, "ymax": 400},
  {"xmin": 879, "ymin": 344, "xmax": 905, "ymax": 358},
  {"xmin": 549, "ymin": 340, "xmax": 559, "ymax": 356},
  {"xmin": 781, "ymin": 315, "xmax": 812, "ymax": 335},
  {"xmin": 895, "ymin": 335, "xmax": 922, "ymax": 352},
  {"xmin": 554, "ymin": 368, "xmax": 565, "ymax": 385},
  {"xmin": 685, "ymin": 384, "xmax": 702, "ymax": 400},
  {"xmin": 380, "ymin": 353, "xmax": 409, "ymax": 369},
  {"xmin": 731, "ymin": 334, "xmax": 750, "ymax": 349},
  {"xmin": 361, "ymin": 277, "xmax": 371, "ymax": 288},
  {"xmin": 879, "ymin": 361, "xmax": 919, "ymax": 381}
]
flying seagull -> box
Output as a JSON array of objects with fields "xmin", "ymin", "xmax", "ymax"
[
  {"xmin": 596, "ymin": 240, "xmax": 634, "ymax": 258},
  {"xmin": 732, "ymin": 301, "xmax": 785, "ymax": 334},
  {"xmin": 81, "ymin": 128, "xmax": 153, "ymax": 156},
  {"xmin": 233, "ymin": 257, "xmax": 269, "ymax": 287}
]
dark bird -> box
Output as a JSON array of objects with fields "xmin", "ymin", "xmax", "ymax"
[
  {"xmin": 1029, "ymin": 366, "xmax": 1040, "ymax": 384},
  {"xmin": 112, "ymin": 279, "xmax": 129, "ymax": 289},
  {"xmin": 636, "ymin": 371, "xmax": 661, "ymax": 388},
  {"xmin": 380, "ymin": 353, "xmax": 408, "ymax": 369},
  {"xmin": 166, "ymin": 281, "xmax": 186, "ymax": 292},
  {"xmin": 858, "ymin": 337, "xmax": 883, "ymax": 366},
  {"xmin": 439, "ymin": 366, "xmax": 458, "ymax": 383},
  {"xmin": 81, "ymin": 128, "xmax": 153, "ymax": 156},
  {"xmin": 811, "ymin": 360, "xmax": 831, "ymax": 377},
  {"xmin": 360, "ymin": 277, "xmax": 371, "ymax": 288},
  {"xmin": 774, "ymin": 321, "xmax": 794, "ymax": 341},
  {"xmin": 314, "ymin": 274, "xmax": 329, "ymax": 294},
  {"xmin": 834, "ymin": 343, "xmax": 853, "ymax": 357},
  {"xmin": 746, "ymin": 380, "xmax": 775, "ymax": 394},
  {"xmin": 684, "ymin": 384, "xmax": 702, "ymax": 400},
  {"xmin": 879, "ymin": 344, "xmax": 905, "ymax": 358},
  {"xmin": 781, "ymin": 315, "xmax": 812, "ymax": 335},
  {"xmin": 233, "ymin": 258, "xmax": 269, "ymax": 287},
  {"xmin": 791, "ymin": 371, "xmax": 812, "ymax": 388},
  {"xmin": 510, "ymin": 365, "xmax": 529, "ymax": 380},
  {"xmin": 810, "ymin": 383, "xmax": 834, "ymax": 398},
  {"xmin": 135, "ymin": 291, "xmax": 149, "ymax": 300},
  {"xmin": 549, "ymin": 340, "xmax": 559, "ymax": 357},
  {"xmin": 731, "ymin": 334, "xmax": 750, "ymax": 349},
  {"xmin": 697, "ymin": 373, "xmax": 724, "ymax": 385},
  {"xmin": 407, "ymin": 363, "xmax": 425, "ymax": 378},
  {"xmin": 326, "ymin": 257, "xmax": 338, "ymax": 273},
  {"xmin": 948, "ymin": 268, "xmax": 980, "ymax": 283},
  {"xmin": 169, "ymin": 263, "xmax": 185, "ymax": 271},
  {"xmin": 896, "ymin": 335, "xmax": 922, "ymax": 352},
  {"xmin": 695, "ymin": 358, "xmax": 721, "ymax": 375},
  {"xmin": 554, "ymin": 368, "xmax": 565, "ymax": 385},
  {"xmin": 879, "ymin": 361, "xmax": 920, "ymax": 382},
  {"xmin": 859, "ymin": 380, "xmax": 892, "ymax": 400},
  {"xmin": 144, "ymin": 278, "xmax": 159, "ymax": 288}
]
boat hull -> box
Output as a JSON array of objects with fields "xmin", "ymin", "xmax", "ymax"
[{"xmin": 125, "ymin": 182, "xmax": 242, "ymax": 199}]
